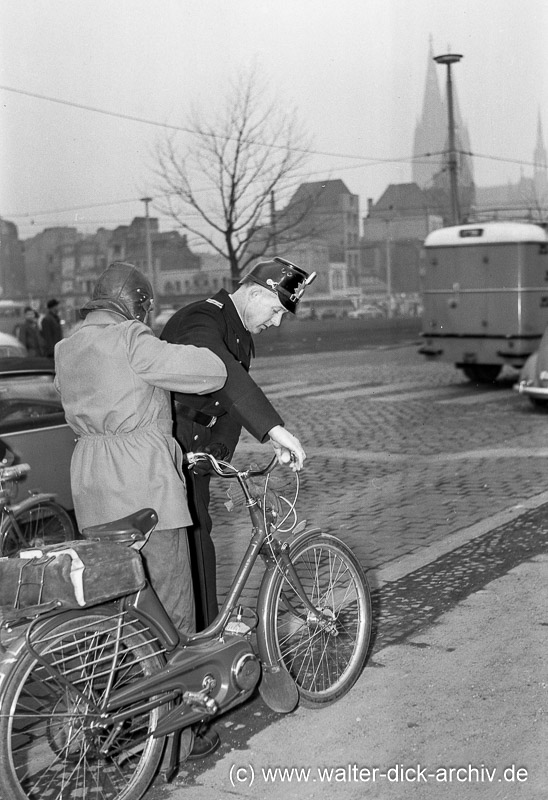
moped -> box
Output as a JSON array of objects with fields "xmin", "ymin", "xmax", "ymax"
[{"xmin": 0, "ymin": 452, "xmax": 371, "ymax": 800}]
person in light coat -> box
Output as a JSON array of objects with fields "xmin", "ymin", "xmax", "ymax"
[{"xmin": 54, "ymin": 261, "xmax": 227, "ymax": 636}]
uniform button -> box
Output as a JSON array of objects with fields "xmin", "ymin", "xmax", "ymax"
[
  {"xmin": 236, "ymin": 338, "xmax": 240, "ymax": 343},
  {"xmin": 193, "ymin": 435, "xmax": 199, "ymax": 441},
  {"xmin": 214, "ymin": 401, "xmax": 220, "ymax": 406}
]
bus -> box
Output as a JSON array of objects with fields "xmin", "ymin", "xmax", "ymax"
[{"xmin": 419, "ymin": 221, "xmax": 548, "ymax": 382}]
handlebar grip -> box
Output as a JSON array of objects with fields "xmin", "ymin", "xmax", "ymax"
[{"xmin": 0, "ymin": 463, "xmax": 31, "ymax": 481}]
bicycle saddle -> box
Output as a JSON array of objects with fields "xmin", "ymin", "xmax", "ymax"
[{"xmin": 81, "ymin": 508, "xmax": 158, "ymax": 544}]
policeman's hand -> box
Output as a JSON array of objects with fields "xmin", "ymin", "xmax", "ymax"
[
  {"xmin": 192, "ymin": 443, "xmax": 231, "ymax": 476},
  {"xmin": 268, "ymin": 425, "xmax": 306, "ymax": 471}
]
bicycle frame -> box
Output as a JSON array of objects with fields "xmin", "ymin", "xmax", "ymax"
[
  {"xmin": 123, "ymin": 455, "xmax": 326, "ymax": 647},
  {"xmin": 92, "ymin": 456, "xmax": 326, "ymax": 727},
  {"xmin": 0, "ymin": 452, "xmax": 372, "ymax": 800}
]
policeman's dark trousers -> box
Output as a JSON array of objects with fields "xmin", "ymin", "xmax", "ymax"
[{"xmin": 185, "ymin": 469, "xmax": 219, "ymax": 630}]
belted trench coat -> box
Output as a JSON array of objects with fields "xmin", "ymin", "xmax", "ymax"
[{"xmin": 54, "ymin": 310, "xmax": 226, "ymax": 531}]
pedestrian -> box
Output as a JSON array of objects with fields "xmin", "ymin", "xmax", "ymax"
[
  {"xmin": 41, "ymin": 298, "xmax": 63, "ymax": 358},
  {"xmin": 54, "ymin": 261, "xmax": 228, "ymax": 640},
  {"xmin": 15, "ymin": 306, "xmax": 44, "ymax": 357},
  {"xmin": 161, "ymin": 256, "xmax": 315, "ymax": 632}
]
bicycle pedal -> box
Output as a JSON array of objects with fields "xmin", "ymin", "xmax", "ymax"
[
  {"xmin": 224, "ymin": 620, "xmax": 252, "ymax": 635},
  {"xmin": 224, "ymin": 606, "xmax": 257, "ymax": 636}
]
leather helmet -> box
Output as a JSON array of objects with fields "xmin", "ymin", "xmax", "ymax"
[
  {"xmin": 81, "ymin": 262, "xmax": 153, "ymax": 322},
  {"xmin": 240, "ymin": 256, "xmax": 316, "ymax": 313}
]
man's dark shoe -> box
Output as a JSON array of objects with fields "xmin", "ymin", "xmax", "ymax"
[{"xmin": 188, "ymin": 724, "xmax": 221, "ymax": 760}]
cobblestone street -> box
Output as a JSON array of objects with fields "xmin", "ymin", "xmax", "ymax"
[
  {"xmin": 208, "ymin": 343, "xmax": 548, "ymax": 604},
  {"xmin": 153, "ymin": 341, "xmax": 548, "ymax": 799}
]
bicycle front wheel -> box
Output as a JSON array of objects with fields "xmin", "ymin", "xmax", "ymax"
[
  {"xmin": 1, "ymin": 499, "xmax": 75, "ymax": 557},
  {"xmin": 0, "ymin": 608, "xmax": 166, "ymax": 800},
  {"xmin": 259, "ymin": 533, "xmax": 371, "ymax": 707}
]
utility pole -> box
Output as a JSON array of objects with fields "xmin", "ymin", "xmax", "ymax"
[
  {"xmin": 385, "ymin": 218, "xmax": 392, "ymax": 319},
  {"xmin": 434, "ymin": 53, "xmax": 463, "ymax": 226},
  {"xmin": 140, "ymin": 197, "xmax": 156, "ymax": 308}
]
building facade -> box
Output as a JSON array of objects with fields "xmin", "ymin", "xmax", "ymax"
[
  {"xmin": 474, "ymin": 112, "xmax": 548, "ymax": 221},
  {"xmin": 362, "ymin": 183, "xmax": 443, "ymax": 296},
  {"xmin": 0, "ymin": 219, "xmax": 26, "ymax": 299},
  {"xmin": 23, "ymin": 227, "xmax": 80, "ymax": 304}
]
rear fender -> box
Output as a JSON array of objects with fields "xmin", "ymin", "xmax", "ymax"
[
  {"xmin": 8, "ymin": 492, "xmax": 57, "ymax": 515},
  {"xmin": 0, "ymin": 606, "xmax": 121, "ymax": 688}
]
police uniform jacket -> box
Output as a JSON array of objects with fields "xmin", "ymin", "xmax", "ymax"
[{"xmin": 161, "ymin": 289, "xmax": 284, "ymax": 454}]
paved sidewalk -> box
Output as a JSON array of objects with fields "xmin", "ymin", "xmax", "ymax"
[{"xmin": 166, "ymin": 552, "xmax": 548, "ymax": 800}]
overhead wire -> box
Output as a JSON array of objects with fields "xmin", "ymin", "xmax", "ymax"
[{"xmin": 1, "ymin": 83, "xmax": 544, "ymax": 230}]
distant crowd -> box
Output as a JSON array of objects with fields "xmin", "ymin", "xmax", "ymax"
[{"xmin": 13, "ymin": 299, "xmax": 63, "ymax": 359}]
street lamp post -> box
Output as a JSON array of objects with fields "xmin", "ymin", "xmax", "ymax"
[
  {"xmin": 141, "ymin": 196, "xmax": 157, "ymax": 308},
  {"xmin": 434, "ymin": 53, "xmax": 463, "ymax": 226},
  {"xmin": 385, "ymin": 218, "xmax": 392, "ymax": 319}
]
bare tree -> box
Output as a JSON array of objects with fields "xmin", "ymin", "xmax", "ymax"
[{"xmin": 153, "ymin": 68, "xmax": 320, "ymax": 286}]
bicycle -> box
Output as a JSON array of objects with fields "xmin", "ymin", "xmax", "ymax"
[
  {"xmin": 0, "ymin": 452, "xmax": 372, "ymax": 800},
  {"xmin": 0, "ymin": 461, "xmax": 76, "ymax": 557}
]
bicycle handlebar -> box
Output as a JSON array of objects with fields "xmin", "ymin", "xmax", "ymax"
[
  {"xmin": 185, "ymin": 452, "xmax": 278, "ymax": 479},
  {"xmin": 0, "ymin": 463, "xmax": 31, "ymax": 481}
]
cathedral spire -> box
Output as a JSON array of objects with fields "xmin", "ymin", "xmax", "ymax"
[{"xmin": 412, "ymin": 37, "xmax": 446, "ymax": 189}]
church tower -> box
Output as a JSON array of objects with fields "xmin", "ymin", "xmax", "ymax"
[{"xmin": 412, "ymin": 37, "xmax": 446, "ymax": 189}]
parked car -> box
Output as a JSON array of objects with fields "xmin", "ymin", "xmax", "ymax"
[
  {"xmin": 0, "ymin": 357, "xmax": 74, "ymax": 510},
  {"xmin": 297, "ymin": 298, "xmax": 355, "ymax": 320},
  {"xmin": 348, "ymin": 304, "xmax": 384, "ymax": 319},
  {"xmin": 0, "ymin": 332, "xmax": 27, "ymax": 358},
  {"xmin": 514, "ymin": 325, "xmax": 548, "ymax": 407}
]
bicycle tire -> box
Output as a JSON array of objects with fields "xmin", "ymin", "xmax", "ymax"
[
  {"xmin": 1, "ymin": 499, "xmax": 75, "ymax": 557},
  {"xmin": 0, "ymin": 607, "xmax": 166, "ymax": 800},
  {"xmin": 259, "ymin": 532, "xmax": 372, "ymax": 707}
]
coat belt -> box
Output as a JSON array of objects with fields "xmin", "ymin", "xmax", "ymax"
[{"xmin": 174, "ymin": 402, "xmax": 217, "ymax": 428}]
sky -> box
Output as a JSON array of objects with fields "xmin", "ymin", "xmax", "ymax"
[{"xmin": 0, "ymin": 0, "xmax": 546, "ymax": 245}]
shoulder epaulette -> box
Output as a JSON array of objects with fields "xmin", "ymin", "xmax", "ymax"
[{"xmin": 206, "ymin": 298, "xmax": 224, "ymax": 309}]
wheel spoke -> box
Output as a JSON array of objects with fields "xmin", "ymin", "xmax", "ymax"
[{"xmin": 0, "ymin": 611, "xmax": 165, "ymax": 800}]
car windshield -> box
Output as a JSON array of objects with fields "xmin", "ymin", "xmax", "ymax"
[{"xmin": 0, "ymin": 373, "xmax": 65, "ymax": 432}]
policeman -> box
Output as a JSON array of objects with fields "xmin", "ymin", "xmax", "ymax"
[{"xmin": 161, "ymin": 257, "xmax": 316, "ymax": 630}]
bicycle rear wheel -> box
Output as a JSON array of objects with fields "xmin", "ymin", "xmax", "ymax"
[
  {"xmin": 1, "ymin": 499, "xmax": 75, "ymax": 557},
  {"xmin": 0, "ymin": 608, "xmax": 166, "ymax": 800},
  {"xmin": 259, "ymin": 533, "xmax": 371, "ymax": 707}
]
